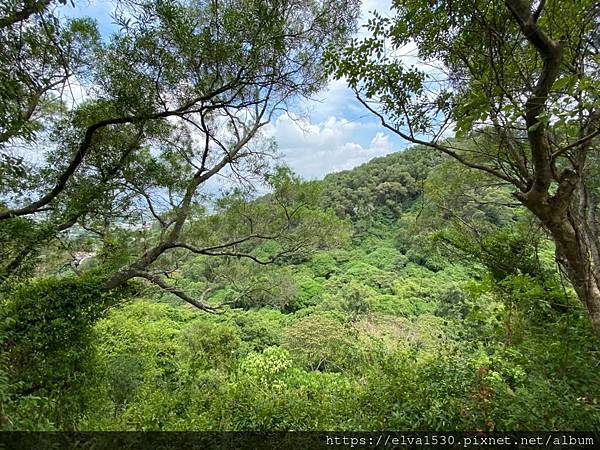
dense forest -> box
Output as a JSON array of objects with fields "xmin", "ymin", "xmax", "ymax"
[{"xmin": 1, "ymin": 0, "xmax": 600, "ymax": 435}]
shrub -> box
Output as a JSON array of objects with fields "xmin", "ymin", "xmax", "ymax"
[
  {"xmin": 0, "ymin": 273, "xmax": 126, "ymax": 428},
  {"xmin": 283, "ymin": 315, "xmax": 358, "ymax": 371}
]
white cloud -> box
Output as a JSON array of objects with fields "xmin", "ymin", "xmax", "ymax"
[
  {"xmin": 259, "ymin": 0, "xmax": 406, "ymax": 181},
  {"xmin": 266, "ymin": 113, "xmax": 399, "ymax": 179}
]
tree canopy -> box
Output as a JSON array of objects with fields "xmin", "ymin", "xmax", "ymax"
[
  {"xmin": 1, "ymin": 0, "xmax": 600, "ymax": 435},
  {"xmin": 327, "ymin": 0, "xmax": 600, "ymax": 337},
  {"xmin": 0, "ymin": 0, "xmax": 359, "ymax": 303}
]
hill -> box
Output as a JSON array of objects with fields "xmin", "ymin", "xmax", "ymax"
[{"xmin": 1, "ymin": 145, "xmax": 599, "ymax": 431}]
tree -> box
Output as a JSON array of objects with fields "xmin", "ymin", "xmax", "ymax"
[
  {"xmin": 0, "ymin": 0, "xmax": 359, "ymax": 303},
  {"xmin": 327, "ymin": 0, "xmax": 600, "ymax": 337}
]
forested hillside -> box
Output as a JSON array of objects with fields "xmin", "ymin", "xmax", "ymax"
[
  {"xmin": 1, "ymin": 0, "xmax": 600, "ymax": 437},
  {"xmin": 2, "ymin": 145, "xmax": 599, "ymax": 430}
]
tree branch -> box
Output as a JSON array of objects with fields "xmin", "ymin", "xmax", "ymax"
[
  {"xmin": 132, "ymin": 270, "xmax": 219, "ymax": 312},
  {"xmin": 354, "ymin": 92, "xmax": 519, "ymax": 185},
  {"xmin": 504, "ymin": 0, "xmax": 563, "ymax": 197},
  {"xmin": 0, "ymin": 0, "xmax": 52, "ymax": 29},
  {"xmin": 0, "ymin": 82, "xmax": 239, "ymax": 221}
]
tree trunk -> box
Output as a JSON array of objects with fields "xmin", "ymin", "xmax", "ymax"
[
  {"xmin": 552, "ymin": 220, "xmax": 600, "ymax": 339},
  {"xmin": 522, "ymin": 186, "xmax": 600, "ymax": 339}
]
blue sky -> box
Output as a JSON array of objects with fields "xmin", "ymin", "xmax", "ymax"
[{"xmin": 64, "ymin": 0, "xmax": 404, "ymax": 180}]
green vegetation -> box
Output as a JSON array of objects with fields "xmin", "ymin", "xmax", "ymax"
[
  {"xmin": 1, "ymin": 0, "xmax": 599, "ymax": 434},
  {"xmin": 2, "ymin": 145, "xmax": 599, "ymax": 431},
  {"xmin": 326, "ymin": 0, "xmax": 600, "ymax": 338}
]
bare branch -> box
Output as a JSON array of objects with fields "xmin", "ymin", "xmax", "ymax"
[
  {"xmin": 552, "ymin": 128, "xmax": 600, "ymax": 160},
  {"xmin": 132, "ymin": 270, "xmax": 220, "ymax": 312},
  {"xmin": 354, "ymin": 92, "xmax": 519, "ymax": 185},
  {"xmin": 0, "ymin": 82, "xmax": 240, "ymax": 221}
]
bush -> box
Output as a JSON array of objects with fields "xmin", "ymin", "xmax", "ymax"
[
  {"xmin": 209, "ymin": 347, "xmax": 359, "ymax": 430},
  {"xmin": 0, "ymin": 273, "xmax": 126, "ymax": 428},
  {"xmin": 182, "ymin": 320, "xmax": 243, "ymax": 371},
  {"xmin": 231, "ymin": 309, "xmax": 284, "ymax": 352},
  {"xmin": 306, "ymin": 252, "xmax": 340, "ymax": 278},
  {"xmin": 363, "ymin": 246, "xmax": 406, "ymax": 271},
  {"xmin": 283, "ymin": 315, "xmax": 359, "ymax": 371}
]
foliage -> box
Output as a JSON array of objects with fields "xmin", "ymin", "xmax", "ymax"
[
  {"xmin": 0, "ymin": 0, "xmax": 359, "ymax": 309},
  {"xmin": 1, "ymin": 20, "xmax": 599, "ymax": 432},
  {"xmin": 326, "ymin": 0, "xmax": 600, "ymax": 338},
  {"xmin": 283, "ymin": 315, "xmax": 359, "ymax": 371},
  {"xmin": 0, "ymin": 273, "xmax": 128, "ymax": 428},
  {"xmin": 321, "ymin": 145, "xmax": 443, "ymax": 221}
]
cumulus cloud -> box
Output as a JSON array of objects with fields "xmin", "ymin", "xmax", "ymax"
[
  {"xmin": 265, "ymin": 113, "xmax": 399, "ymax": 179},
  {"xmin": 256, "ymin": 0, "xmax": 410, "ymax": 180}
]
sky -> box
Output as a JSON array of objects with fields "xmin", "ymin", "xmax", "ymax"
[{"xmin": 64, "ymin": 0, "xmax": 403, "ymax": 181}]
